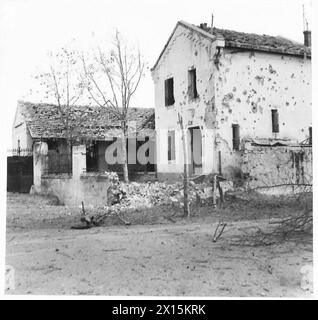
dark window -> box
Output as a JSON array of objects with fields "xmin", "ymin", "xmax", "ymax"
[
  {"xmin": 168, "ymin": 130, "xmax": 176, "ymax": 161},
  {"xmin": 86, "ymin": 141, "xmax": 99, "ymax": 172},
  {"xmin": 232, "ymin": 124, "xmax": 240, "ymax": 150},
  {"xmin": 271, "ymin": 109, "xmax": 279, "ymax": 133},
  {"xmin": 188, "ymin": 68, "xmax": 198, "ymax": 99},
  {"xmin": 309, "ymin": 126, "xmax": 312, "ymax": 145},
  {"xmin": 45, "ymin": 139, "xmax": 72, "ymax": 174},
  {"xmin": 165, "ymin": 78, "xmax": 175, "ymax": 106},
  {"xmin": 47, "ymin": 139, "xmax": 59, "ymax": 151}
]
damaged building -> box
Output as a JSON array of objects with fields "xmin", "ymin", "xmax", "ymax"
[
  {"xmin": 12, "ymin": 101, "xmax": 155, "ymax": 205},
  {"xmin": 151, "ymin": 21, "xmax": 312, "ymax": 189}
]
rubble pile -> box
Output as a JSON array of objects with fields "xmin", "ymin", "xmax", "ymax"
[
  {"xmin": 115, "ymin": 180, "xmax": 222, "ymax": 209},
  {"xmin": 86, "ymin": 172, "xmax": 234, "ymax": 225},
  {"xmin": 106, "ymin": 181, "xmax": 198, "ymax": 213}
]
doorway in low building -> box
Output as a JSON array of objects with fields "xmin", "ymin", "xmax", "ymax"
[{"xmin": 188, "ymin": 126, "xmax": 202, "ymax": 175}]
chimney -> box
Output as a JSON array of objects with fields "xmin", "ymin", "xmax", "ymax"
[
  {"xmin": 199, "ymin": 23, "xmax": 208, "ymax": 32},
  {"xmin": 303, "ymin": 30, "xmax": 311, "ymax": 47}
]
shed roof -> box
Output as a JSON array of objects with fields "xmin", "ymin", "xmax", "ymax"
[{"xmin": 17, "ymin": 101, "xmax": 155, "ymax": 140}]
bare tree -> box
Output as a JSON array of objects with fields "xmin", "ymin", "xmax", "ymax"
[
  {"xmin": 80, "ymin": 31, "xmax": 145, "ymax": 183},
  {"xmin": 34, "ymin": 47, "xmax": 85, "ymax": 147}
]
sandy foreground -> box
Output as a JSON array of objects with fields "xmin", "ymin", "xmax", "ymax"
[{"xmin": 5, "ymin": 193, "xmax": 313, "ymax": 297}]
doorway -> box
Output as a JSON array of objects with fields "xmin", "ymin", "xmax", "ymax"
[{"xmin": 188, "ymin": 126, "xmax": 202, "ymax": 175}]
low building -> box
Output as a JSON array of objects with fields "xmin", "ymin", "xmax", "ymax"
[{"xmin": 12, "ymin": 101, "xmax": 156, "ymax": 205}]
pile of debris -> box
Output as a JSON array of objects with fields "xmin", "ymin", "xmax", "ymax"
[
  {"xmin": 73, "ymin": 172, "xmax": 234, "ymax": 228},
  {"xmin": 105, "ymin": 180, "xmax": 198, "ymax": 213},
  {"xmin": 108, "ymin": 178, "xmax": 229, "ymax": 209}
]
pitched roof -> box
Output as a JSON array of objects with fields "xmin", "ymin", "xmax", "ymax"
[
  {"xmin": 17, "ymin": 101, "xmax": 155, "ymax": 140},
  {"xmin": 211, "ymin": 27, "xmax": 311, "ymax": 57},
  {"xmin": 151, "ymin": 20, "xmax": 311, "ymax": 71},
  {"xmin": 151, "ymin": 21, "xmax": 216, "ymax": 71}
]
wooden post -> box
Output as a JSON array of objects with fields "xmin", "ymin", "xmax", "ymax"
[
  {"xmin": 178, "ymin": 113, "xmax": 190, "ymax": 219},
  {"xmin": 212, "ymin": 174, "xmax": 217, "ymax": 209},
  {"xmin": 218, "ymin": 151, "xmax": 222, "ymax": 175}
]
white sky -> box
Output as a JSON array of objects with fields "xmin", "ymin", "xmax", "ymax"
[{"xmin": 0, "ymin": 0, "xmax": 314, "ymax": 150}]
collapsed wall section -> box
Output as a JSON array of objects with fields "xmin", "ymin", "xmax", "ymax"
[{"xmin": 241, "ymin": 142, "xmax": 312, "ymax": 193}]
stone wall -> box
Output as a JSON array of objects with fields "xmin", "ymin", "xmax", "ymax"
[
  {"xmin": 215, "ymin": 50, "xmax": 312, "ymax": 178},
  {"xmin": 241, "ymin": 142, "xmax": 312, "ymax": 193},
  {"xmin": 33, "ymin": 141, "xmax": 113, "ymax": 207},
  {"xmin": 40, "ymin": 174, "xmax": 111, "ymax": 207}
]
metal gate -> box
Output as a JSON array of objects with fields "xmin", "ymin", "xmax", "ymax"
[{"xmin": 7, "ymin": 155, "xmax": 33, "ymax": 193}]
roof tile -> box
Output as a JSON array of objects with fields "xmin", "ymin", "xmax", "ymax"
[{"xmin": 18, "ymin": 101, "xmax": 155, "ymax": 140}]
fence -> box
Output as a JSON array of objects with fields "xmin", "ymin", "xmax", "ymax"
[
  {"xmin": 7, "ymin": 148, "xmax": 33, "ymax": 157},
  {"xmin": 7, "ymin": 156, "xmax": 33, "ymax": 193}
]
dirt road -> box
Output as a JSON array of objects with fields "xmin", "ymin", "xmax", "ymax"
[{"xmin": 5, "ymin": 193, "xmax": 313, "ymax": 297}]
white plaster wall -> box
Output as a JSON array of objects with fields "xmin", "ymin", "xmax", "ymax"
[
  {"xmin": 33, "ymin": 141, "xmax": 48, "ymax": 191},
  {"xmin": 152, "ymin": 25, "xmax": 217, "ymax": 176},
  {"xmin": 12, "ymin": 107, "xmax": 33, "ymax": 149},
  {"xmin": 33, "ymin": 142, "xmax": 110, "ymax": 207},
  {"xmin": 12, "ymin": 122, "xmax": 33, "ymax": 149},
  {"xmin": 241, "ymin": 145, "xmax": 312, "ymax": 191},
  {"xmin": 215, "ymin": 50, "xmax": 312, "ymax": 177},
  {"xmin": 72, "ymin": 144, "xmax": 86, "ymax": 179}
]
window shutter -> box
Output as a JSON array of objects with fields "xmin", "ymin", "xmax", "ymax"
[
  {"xmin": 232, "ymin": 124, "xmax": 240, "ymax": 150},
  {"xmin": 168, "ymin": 130, "xmax": 176, "ymax": 160},
  {"xmin": 165, "ymin": 79, "xmax": 169, "ymax": 106},
  {"xmin": 188, "ymin": 69, "xmax": 198, "ymax": 99},
  {"xmin": 193, "ymin": 70, "xmax": 197, "ymax": 98},
  {"xmin": 169, "ymin": 78, "xmax": 174, "ymax": 105},
  {"xmin": 171, "ymin": 131, "xmax": 176, "ymax": 160},
  {"xmin": 165, "ymin": 78, "xmax": 175, "ymax": 106},
  {"xmin": 271, "ymin": 110, "xmax": 279, "ymax": 133}
]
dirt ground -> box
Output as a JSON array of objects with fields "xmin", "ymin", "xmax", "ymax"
[{"xmin": 5, "ymin": 192, "xmax": 313, "ymax": 297}]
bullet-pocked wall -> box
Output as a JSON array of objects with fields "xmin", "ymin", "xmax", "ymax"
[
  {"xmin": 152, "ymin": 24, "xmax": 218, "ymax": 180},
  {"xmin": 241, "ymin": 143, "xmax": 312, "ymax": 193},
  {"xmin": 152, "ymin": 22, "xmax": 312, "ymax": 181},
  {"xmin": 214, "ymin": 50, "xmax": 312, "ymax": 178}
]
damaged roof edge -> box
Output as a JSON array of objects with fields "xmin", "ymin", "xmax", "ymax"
[
  {"xmin": 151, "ymin": 20, "xmax": 311, "ymax": 72},
  {"xmin": 17, "ymin": 100, "xmax": 155, "ymax": 141},
  {"xmin": 151, "ymin": 20, "xmax": 217, "ymax": 72},
  {"xmin": 225, "ymin": 44, "xmax": 311, "ymax": 58}
]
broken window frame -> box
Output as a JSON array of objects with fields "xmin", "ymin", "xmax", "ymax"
[
  {"xmin": 232, "ymin": 124, "xmax": 240, "ymax": 151},
  {"xmin": 271, "ymin": 109, "xmax": 279, "ymax": 133},
  {"xmin": 167, "ymin": 130, "xmax": 176, "ymax": 161},
  {"xmin": 165, "ymin": 77, "xmax": 175, "ymax": 106},
  {"xmin": 45, "ymin": 138, "xmax": 72, "ymax": 175},
  {"xmin": 188, "ymin": 68, "xmax": 198, "ymax": 100}
]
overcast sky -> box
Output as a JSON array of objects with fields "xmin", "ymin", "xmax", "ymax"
[{"xmin": 0, "ymin": 0, "xmax": 314, "ymax": 149}]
